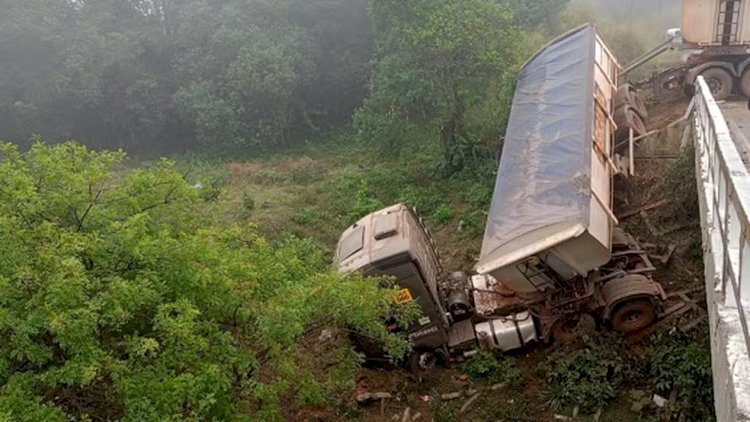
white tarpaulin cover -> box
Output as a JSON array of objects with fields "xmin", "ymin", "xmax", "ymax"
[{"xmin": 479, "ymin": 24, "xmax": 596, "ymax": 268}]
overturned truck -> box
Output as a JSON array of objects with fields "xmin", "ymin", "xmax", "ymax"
[{"xmin": 334, "ymin": 25, "xmax": 666, "ymax": 368}]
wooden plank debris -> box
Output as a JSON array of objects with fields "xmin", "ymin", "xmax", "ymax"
[
  {"xmin": 618, "ymin": 199, "xmax": 671, "ymax": 219},
  {"xmin": 459, "ymin": 392, "xmax": 481, "ymax": 414},
  {"xmin": 680, "ymin": 315, "xmax": 707, "ymax": 332}
]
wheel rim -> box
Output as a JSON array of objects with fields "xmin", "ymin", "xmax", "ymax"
[
  {"xmin": 414, "ymin": 351, "xmax": 435, "ymax": 371},
  {"xmin": 553, "ymin": 313, "xmax": 595, "ymax": 343},
  {"xmin": 707, "ymin": 77, "xmax": 723, "ymax": 95},
  {"xmin": 623, "ymin": 310, "xmax": 643, "ymax": 323},
  {"xmin": 612, "ymin": 300, "xmax": 655, "ymax": 333},
  {"xmin": 561, "ymin": 319, "xmax": 579, "ymax": 333}
]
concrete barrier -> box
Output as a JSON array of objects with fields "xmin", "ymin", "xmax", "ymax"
[{"xmin": 693, "ymin": 76, "xmax": 750, "ymax": 421}]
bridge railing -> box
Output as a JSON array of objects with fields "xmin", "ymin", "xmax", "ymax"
[{"xmin": 693, "ymin": 76, "xmax": 750, "ymax": 421}]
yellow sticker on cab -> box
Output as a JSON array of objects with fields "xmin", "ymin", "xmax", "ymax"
[{"xmin": 394, "ymin": 288, "xmax": 413, "ymax": 304}]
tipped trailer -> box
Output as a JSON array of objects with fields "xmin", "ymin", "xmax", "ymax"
[{"xmin": 335, "ymin": 25, "xmax": 665, "ymax": 369}]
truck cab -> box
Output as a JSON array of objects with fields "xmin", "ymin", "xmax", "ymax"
[{"xmin": 335, "ymin": 204, "xmax": 450, "ymax": 356}]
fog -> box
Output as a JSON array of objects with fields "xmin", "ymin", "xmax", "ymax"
[{"xmin": 0, "ymin": 0, "xmax": 683, "ymax": 154}]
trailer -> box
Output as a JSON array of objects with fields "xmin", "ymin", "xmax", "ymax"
[{"xmin": 335, "ymin": 25, "xmax": 665, "ymax": 370}]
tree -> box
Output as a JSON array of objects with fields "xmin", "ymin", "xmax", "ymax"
[
  {"xmin": 0, "ymin": 141, "xmax": 414, "ymax": 420},
  {"xmin": 503, "ymin": 0, "xmax": 571, "ymax": 30},
  {"xmin": 0, "ymin": 0, "xmax": 374, "ymax": 152},
  {"xmin": 356, "ymin": 0, "xmax": 523, "ymax": 173}
]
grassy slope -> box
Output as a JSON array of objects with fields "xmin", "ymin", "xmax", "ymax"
[{"xmin": 181, "ymin": 127, "xmax": 497, "ymax": 273}]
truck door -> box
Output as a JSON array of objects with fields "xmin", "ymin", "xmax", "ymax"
[{"xmin": 367, "ymin": 261, "xmax": 449, "ymax": 349}]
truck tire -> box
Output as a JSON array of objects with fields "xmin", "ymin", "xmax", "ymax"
[
  {"xmin": 552, "ymin": 313, "xmax": 596, "ymax": 344},
  {"xmin": 610, "ymin": 299, "xmax": 655, "ymax": 333},
  {"xmin": 614, "ymin": 105, "xmax": 648, "ymax": 149},
  {"xmin": 700, "ymin": 67, "xmax": 733, "ymax": 101},
  {"xmin": 408, "ymin": 349, "xmax": 437, "ymax": 373},
  {"xmin": 741, "ymin": 69, "xmax": 750, "ymax": 98},
  {"xmin": 631, "ymin": 93, "xmax": 648, "ymax": 120},
  {"xmin": 615, "ymin": 85, "xmax": 648, "ymax": 120}
]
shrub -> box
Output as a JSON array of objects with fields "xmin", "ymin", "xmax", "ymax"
[
  {"xmin": 433, "ymin": 401, "xmax": 459, "ymax": 422},
  {"xmin": 542, "ymin": 334, "xmax": 633, "ymax": 414},
  {"xmin": 646, "ymin": 334, "xmax": 714, "ymax": 421},
  {"xmin": 458, "ymin": 211, "xmax": 484, "ymax": 239},
  {"xmin": 460, "ymin": 350, "xmax": 522, "ymax": 385},
  {"xmin": 397, "ymin": 185, "xmax": 444, "ymax": 217},
  {"xmin": 241, "ymin": 191, "xmax": 255, "ymax": 214},
  {"xmin": 349, "ymin": 179, "xmax": 384, "ymax": 221},
  {"xmin": 175, "ymin": 155, "xmax": 230, "ymax": 203},
  {"xmin": 432, "ymin": 203, "xmax": 453, "ymax": 224},
  {"xmin": 0, "ymin": 141, "xmax": 415, "ymax": 421},
  {"xmin": 291, "ymin": 208, "xmax": 320, "ymax": 225}
]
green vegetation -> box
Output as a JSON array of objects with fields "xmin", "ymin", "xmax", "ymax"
[
  {"xmin": 542, "ymin": 335, "xmax": 634, "ymax": 414},
  {"xmin": 357, "ymin": 0, "xmax": 522, "ymax": 174},
  {"xmin": 646, "ymin": 333, "xmax": 714, "ymax": 421},
  {"xmin": 0, "ymin": 142, "xmax": 416, "ymax": 421},
  {"xmin": 460, "ymin": 350, "xmax": 522, "ymax": 385},
  {"xmin": 0, "ymin": 0, "xmax": 372, "ymax": 153}
]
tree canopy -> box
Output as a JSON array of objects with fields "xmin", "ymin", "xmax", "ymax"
[
  {"xmin": 0, "ymin": 141, "xmax": 414, "ymax": 420},
  {"xmin": 0, "ymin": 0, "xmax": 372, "ymax": 153},
  {"xmin": 0, "ymin": 0, "xmax": 569, "ymax": 171},
  {"xmin": 355, "ymin": 0, "xmax": 525, "ymax": 174}
]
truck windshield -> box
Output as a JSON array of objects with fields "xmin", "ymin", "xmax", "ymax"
[{"xmin": 337, "ymin": 226, "xmax": 364, "ymax": 261}]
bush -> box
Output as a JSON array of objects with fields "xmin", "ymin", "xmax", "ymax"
[
  {"xmin": 646, "ymin": 334, "xmax": 714, "ymax": 421},
  {"xmin": 431, "ymin": 203, "xmax": 453, "ymax": 224},
  {"xmin": 241, "ymin": 191, "xmax": 255, "ymax": 214},
  {"xmin": 291, "ymin": 208, "xmax": 320, "ymax": 225},
  {"xmin": 397, "ymin": 184, "xmax": 444, "ymax": 217},
  {"xmin": 0, "ymin": 141, "xmax": 415, "ymax": 421},
  {"xmin": 542, "ymin": 334, "xmax": 633, "ymax": 414},
  {"xmin": 460, "ymin": 350, "xmax": 522, "ymax": 385},
  {"xmin": 348, "ymin": 179, "xmax": 384, "ymax": 221},
  {"xmin": 172, "ymin": 156, "xmax": 229, "ymax": 203},
  {"xmin": 458, "ymin": 211, "xmax": 484, "ymax": 239},
  {"xmin": 433, "ymin": 401, "xmax": 459, "ymax": 422}
]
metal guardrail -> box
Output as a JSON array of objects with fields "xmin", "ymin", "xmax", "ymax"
[{"xmin": 693, "ymin": 77, "xmax": 750, "ymax": 420}]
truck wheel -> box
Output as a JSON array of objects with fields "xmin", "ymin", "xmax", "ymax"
[
  {"xmin": 408, "ymin": 349, "xmax": 437, "ymax": 373},
  {"xmin": 615, "ymin": 85, "xmax": 648, "ymax": 120},
  {"xmin": 610, "ymin": 299, "xmax": 655, "ymax": 333},
  {"xmin": 614, "ymin": 105, "xmax": 648, "ymax": 148},
  {"xmin": 741, "ymin": 69, "xmax": 750, "ymax": 98},
  {"xmin": 700, "ymin": 67, "xmax": 733, "ymax": 101},
  {"xmin": 552, "ymin": 313, "xmax": 596, "ymax": 344},
  {"xmin": 632, "ymin": 92, "xmax": 648, "ymax": 120},
  {"xmin": 630, "ymin": 112, "xmax": 648, "ymax": 138}
]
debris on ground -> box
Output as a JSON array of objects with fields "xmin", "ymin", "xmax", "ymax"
[
  {"xmin": 356, "ymin": 392, "xmax": 392, "ymax": 403},
  {"xmin": 653, "ymin": 393, "xmax": 668, "ymax": 407},
  {"xmin": 459, "ymin": 392, "xmax": 482, "ymax": 414},
  {"xmin": 440, "ymin": 392, "xmax": 461, "ymax": 400},
  {"xmin": 400, "ymin": 407, "xmax": 411, "ymax": 422}
]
